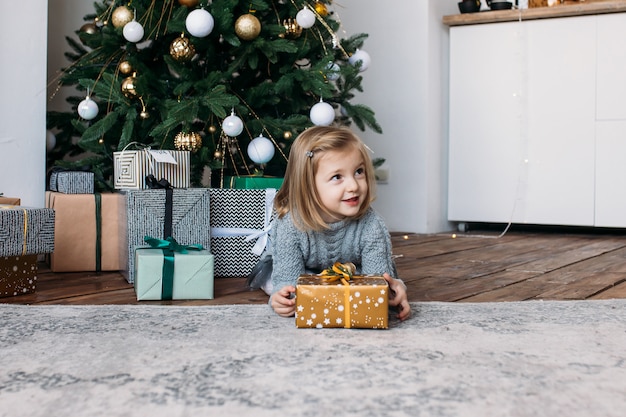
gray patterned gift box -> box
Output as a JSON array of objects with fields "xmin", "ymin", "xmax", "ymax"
[
  {"xmin": 209, "ymin": 188, "xmax": 276, "ymax": 278},
  {"xmin": 0, "ymin": 205, "xmax": 55, "ymax": 257},
  {"xmin": 121, "ymin": 188, "xmax": 211, "ymax": 283},
  {"xmin": 113, "ymin": 149, "xmax": 190, "ymax": 190},
  {"xmin": 49, "ymin": 171, "xmax": 95, "ymax": 194}
]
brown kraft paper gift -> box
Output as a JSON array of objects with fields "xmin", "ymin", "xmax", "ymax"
[
  {"xmin": 0, "ymin": 197, "xmax": 21, "ymax": 205},
  {"xmin": 46, "ymin": 192, "xmax": 125, "ymax": 272}
]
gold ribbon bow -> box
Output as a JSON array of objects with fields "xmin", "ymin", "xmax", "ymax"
[
  {"xmin": 319, "ymin": 262, "xmax": 357, "ymax": 328},
  {"xmin": 320, "ymin": 262, "xmax": 356, "ymax": 284}
]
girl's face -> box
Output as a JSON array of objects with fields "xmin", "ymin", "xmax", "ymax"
[{"xmin": 314, "ymin": 146, "xmax": 368, "ymax": 223}]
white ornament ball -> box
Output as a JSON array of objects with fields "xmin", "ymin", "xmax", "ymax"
[
  {"xmin": 296, "ymin": 7, "xmax": 316, "ymax": 29},
  {"xmin": 222, "ymin": 113, "xmax": 244, "ymax": 136},
  {"xmin": 310, "ymin": 101, "xmax": 335, "ymax": 126},
  {"xmin": 46, "ymin": 130, "xmax": 56, "ymax": 152},
  {"xmin": 123, "ymin": 20, "xmax": 144, "ymax": 43},
  {"xmin": 77, "ymin": 97, "xmax": 99, "ymax": 120},
  {"xmin": 247, "ymin": 135, "xmax": 275, "ymax": 164},
  {"xmin": 325, "ymin": 62, "xmax": 340, "ymax": 81},
  {"xmin": 348, "ymin": 49, "xmax": 371, "ymax": 72},
  {"xmin": 186, "ymin": 9, "xmax": 214, "ymax": 37}
]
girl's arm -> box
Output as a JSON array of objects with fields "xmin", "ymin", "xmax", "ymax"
[
  {"xmin": 269, "ymin": 215, "xmax": 307, "ymax": 317},
  {"xmin": 360, "ymin": 212, "xmax": 411, "ymax": 321}
]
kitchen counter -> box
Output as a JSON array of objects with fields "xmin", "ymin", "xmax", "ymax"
[{"xmin": 443, "ymin": 0, "xmax": 626, "ymax": 26}]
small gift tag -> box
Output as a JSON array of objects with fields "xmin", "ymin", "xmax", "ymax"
[{"xmin": 148, "ymin": 150, "xmax": 178, "ymax": 165}]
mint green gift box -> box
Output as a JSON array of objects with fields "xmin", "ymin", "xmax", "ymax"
[
  {"xmin": 134, "ymin": 238, "xmax": 214, "ymax": 300},
  {"xmin": 223, "ymin": 175, "xmax": 284, "ymax": 190}
]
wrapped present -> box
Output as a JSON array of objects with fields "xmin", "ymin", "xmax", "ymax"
[
  {"xmin": 0, "ymin": 197, "xmax": 20, "ymax": 205},
  {"xmin": 45, "ymin": 192, "xmax": 124, "ymax": 272},
  {"xmin": 209, "ymin": 188, "xmax": 276, "ymax": 278},
  {"xmin": 295, "ymin": 265, "xmax": 389, "ymax": 329},
  {"xmin": 134, "ymin": 237, "xmax": 214, "ymax": 300},
  {"xmin": 122, "ymin": 188, "xmax": 211, "ymax": 283},
  {"xmin": 0, "ymin": 255, "xmax": 38, "ymax": 298},
  {"xmin": 0, "ymin": 205, "xmax": 55, "ymax": 257},
  {"xmin": 223, "ymin": 175, "xmax": 284, "ymax": 190},
  {"xmin": 113, "ymin": 148, "xmax": 190, "ymax": 190},
  {"xmin": 49, "ymin": 170, "xmax": 94, "ymax": 194}
]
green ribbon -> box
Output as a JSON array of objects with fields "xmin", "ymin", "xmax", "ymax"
[
  {"xmin": 144, "ymin": 236, "xmax": 204, "ymax": 300},
  {"xmin": 94, "ymin": 193, "xmax": 102, "ymax": 272}
]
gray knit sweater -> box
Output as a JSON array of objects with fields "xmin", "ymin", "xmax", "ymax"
[{"xmin": 269, "ymin": 207, "xmax": 398, "ymax": 294}]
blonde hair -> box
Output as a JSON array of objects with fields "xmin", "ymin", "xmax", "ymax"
[{"xmin": 274, "ymin": 126, "xmax": 376, "ymax": 231}]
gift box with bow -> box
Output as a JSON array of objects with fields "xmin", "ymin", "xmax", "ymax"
[
  {"xmin": 134, "ymin": 236, "xmax": 214, "ymax": 300},
  {"xmin": 209, "ymin": 188, "xmax": 276, "ymax": 278},
  {"xmin": 122, "ymin": 187, "xmax": 211, "ymax": 283},
  {"xmin": 113, "ymin": 147, "xmax": 190, "ymax": 190},
  {"xmin": 295, "ymin": 262, "xmax": 389, "ymax": 329}
]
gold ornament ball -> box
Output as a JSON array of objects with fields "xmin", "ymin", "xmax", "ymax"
[
  {"xmin": 111, "ymin": 6, "xmax": 134, "ymax": 28},
  {"xmin": 314, "ymin": 2, "xmax": 329, "ymax": 17},
  {"xmin": 235, "ymin": 14, "xmax": 261, "ymax": 41},
  {"xmin": 178, "ymin": 0, "xmax": 199, "ymax": 7},
  {"xmin": 281, "ymin": 18, "xmax": 302, "ymax": 39},
  {"xmin": 283, "ymin": 131, "xmax": 293, "ymax": 140},
  {"xmin": 208, "ymin": 125, "xmax": 217, "ymax": 134},
  {"xmin": 213, "ymin": 150, "xmax": 223, "ymax": 159},
  {"xmin": 118, "ymin": 60, "xmax": 132, "ymax": 75},
  {"xmin": 80, "ymin": 23, "xmax": 98, "ymax": 35},
  {"xmin": 121, "ymin": 73, "xmax": 138, "ymax": 98},
  {"xmin": 174, "ymin": 132, "xmax": 203, "ymax": 153},
  {"xmin": 170, "ymin": 35, "xmax": 196, "ymax": 62}
]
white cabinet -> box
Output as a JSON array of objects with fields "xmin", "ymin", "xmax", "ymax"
[
  {"xmin": 448, "ymin": 14, "xmax": 626, "ymax": 227},
  {"xmin": 595, "ymin": 13, "xmax": 626, "ymax": 227},
  {"xmin": 596, "ymin": 14, "xmax": 626, "ymax": 120},
  {"xmin": 596, "ymin": 121, "xmax": 626, "ymax": 227}
]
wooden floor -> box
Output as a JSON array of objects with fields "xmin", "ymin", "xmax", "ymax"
[{"xmin": 4, "ymin": 227, "xmax": 626, "ymax": 305}]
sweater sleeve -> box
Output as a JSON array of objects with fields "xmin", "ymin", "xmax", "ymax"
[
  {"xmin": 358, "ymin": 209, "xmax": 399, "ymax": 279},
  {"xmin": 269, "ymin": 213, "xmax": 307, "ymax": 294}
]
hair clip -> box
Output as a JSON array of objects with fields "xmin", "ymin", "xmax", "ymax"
[{"xmin": 305, "ymin": 150, "xmax": 314, "ymax": 158}]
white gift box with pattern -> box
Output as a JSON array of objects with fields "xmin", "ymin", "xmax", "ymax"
[
  {"xmin": 209, "ymin": 188, "xmax": 276, "ymax": 278},
  {"xmin": 113, "ymin": 148, "xmax": 190, "ymax": 190}
]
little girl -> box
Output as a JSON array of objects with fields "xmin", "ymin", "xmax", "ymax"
[{"xmin": 262, "ymin": 126, "xmax": 410, "ymax": 321}]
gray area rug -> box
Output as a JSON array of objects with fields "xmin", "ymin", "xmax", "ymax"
[{"xmin": 1, "ymin": 300, "xmax": 625, "ymax": 417}]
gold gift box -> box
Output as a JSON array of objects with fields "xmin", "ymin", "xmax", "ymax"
[{"xmin": 295, "ymin": 274, "xmax": 389, "ymax": 329}]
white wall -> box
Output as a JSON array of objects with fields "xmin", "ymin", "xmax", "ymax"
[
  {"xmin": 339, "ymin": 0, "xmax": 456, "ymax": 233},
  {"xmin": 0, "ymin": 1, "xmax": 48, "ymax": 207},
  {"xmin": 43, "ymin": 0, "xmax": 456, "ymax": 233}
]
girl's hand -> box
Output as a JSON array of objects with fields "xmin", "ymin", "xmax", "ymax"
[
  {"xmin": 383, "ymin": 273, "xmax": 411, "ymax": 321},
  {"xmin": 271, "ymin": 285, "xmax": 297, "ymax": 317}
]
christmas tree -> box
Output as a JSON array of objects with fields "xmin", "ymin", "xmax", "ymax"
[{"xmin": 47, "ymin": 0, "xmax": 381, "ymax": 190}]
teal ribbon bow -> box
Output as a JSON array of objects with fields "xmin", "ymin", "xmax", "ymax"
[{"xmin": 144, "ymin": 236, "xmax": 204, "ymax": 300}]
